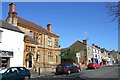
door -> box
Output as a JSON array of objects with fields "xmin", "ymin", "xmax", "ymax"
[{"xmin": 26, "ymin": 53, "xmax": 33, "ymax": 68}]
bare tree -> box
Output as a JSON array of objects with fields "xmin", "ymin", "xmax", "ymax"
[{"xmin": 106, "ymin": 2, "xmax": 120, "ymax": 22}]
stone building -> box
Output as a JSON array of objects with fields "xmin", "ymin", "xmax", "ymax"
[{"xmin": 5, "ymin": 3, "xmax": 61, "ymax": 72}]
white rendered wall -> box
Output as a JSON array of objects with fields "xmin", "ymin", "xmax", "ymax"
[{"xmin": 0, "ymin": 28, "xmax": 24, "ymax": 67}]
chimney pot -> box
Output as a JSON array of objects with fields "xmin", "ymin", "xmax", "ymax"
[
  {"xmin": 9, "ymin": 3, "xmax": 16, "ymax": 12},
  {"xmin": 12, "ymin": 12, "xmax": 18, "ymax": 17},
  {"xmin": 92, "ymin": 44, "xmax": 95, "ymax": 46},
  {"xmin": 83, "ymin": 40, "xmax": 87, "ymax": 44}
]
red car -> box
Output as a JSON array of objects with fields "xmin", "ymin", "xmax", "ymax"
[
  {"xmin": 87, "ymin": 62, "xmax": 100, "ymax": 69},
  {"xmin": 56, "ymin": 64, "xmax": 81, "ymax": 74}
]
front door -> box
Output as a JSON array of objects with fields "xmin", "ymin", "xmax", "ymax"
[{"xmin": 26, "ymin": 53, "xmax": 33, "ymax": 68}]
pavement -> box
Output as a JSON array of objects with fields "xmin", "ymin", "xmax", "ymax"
[{"xmin": 30, "ymin": 69, "xmax": 55, "ymax": 78}]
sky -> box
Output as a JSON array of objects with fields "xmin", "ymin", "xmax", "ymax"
[{"xmin": 2, "ymin": 2, "xmax": 118, "ymax": 51}]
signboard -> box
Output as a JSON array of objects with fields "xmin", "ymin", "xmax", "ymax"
[
  {"xmin": 76, "ymin": 52, "xmax": 80, "ymax": 57},
  {"xmin": 0, "ymin": 50, "xmax": 13, "ymax": 57},
  {"xmin": 61, "ymin": 53, "xmax": 64, "ymax": 56}
]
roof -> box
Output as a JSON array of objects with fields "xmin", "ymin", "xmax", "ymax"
[
  {"xmin": 17, "ymin": 17, "xmax": 59, "ymax": 37},
  {"xmin": 24, "ymin": 35, "xmax": 38, "ymax": 45},
  {"xmin": 0, "ymin": 20, "xmax": 23, "ymax": 33}
]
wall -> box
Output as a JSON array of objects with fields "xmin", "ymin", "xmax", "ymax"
[{"xmin": 0, "ymin": 28, "xmax": 24, "ymax": 67}]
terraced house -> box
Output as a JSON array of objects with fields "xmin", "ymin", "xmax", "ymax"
[{"xmin": 6, "ymin": 3, "xmax": 61, "ymax": 71}]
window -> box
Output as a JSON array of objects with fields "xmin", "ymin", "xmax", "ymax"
[
  {"xmin": 0, "ymin": 30, "xmax": 2, "ymax": 43},
  {"xmin": 30, "ymin": 31, "xmax": 33, "ymax": 38},
  {"xmin": 34, "ymin": 33, "xmax": 38, "ymax": 42},
  {"xmin": 54, "ymin": 39, "xmax": 58, "ymax": 47},
  {"xmin": 48, "ymin": 52, "xmax": 52, "ymax": 55},
  {"xmin": 48, "ymin": 37, "xmax": 52, "ymax": 46},
  {"xmin": 56, "ymin": 56, "xmax": 59, "ymax": 63},
  {"xmin": 48, "ymin": 55, "xmax": 53, "ymax": 62},
  {"xmin": 95, "ymin": 54, "xmax": 97, "ymax": 58},
  {"xmin": 26, "ymin": 46, "xmax": 35, "ymax": 52}
]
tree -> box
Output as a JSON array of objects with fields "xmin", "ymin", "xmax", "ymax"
[{"xmin": 107, "ymin": 2, "xmax": 120, "ymax": 22}]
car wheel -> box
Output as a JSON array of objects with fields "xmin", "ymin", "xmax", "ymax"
[
  {"xmin": 77, "ymin": 69, "xmax": 81, "ymax": 73},
  {"xmin": 67, "ymin": 70, "xmax": 71, "ymax": 74}
]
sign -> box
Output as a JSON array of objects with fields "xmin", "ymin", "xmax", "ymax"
[
  {"xmin": 76, "ymin": 52, "xmax": 80, "ymax": 57},
  {"xmin": 61, "ymin": 53, "xmax": 64, "ymax": 56},
  {"xmin": 0, "ymin": 50, "xmax": 13, "ymax": 57}
]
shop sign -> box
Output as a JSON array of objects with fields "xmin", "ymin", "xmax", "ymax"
[{"xmin": 0, "ymin": 50, "xmax": 13, "ymax": 57}]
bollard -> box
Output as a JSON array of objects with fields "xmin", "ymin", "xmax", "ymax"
[{"xmin": 38, "ymin": 68, "xmax": 40, "ymax": 75}]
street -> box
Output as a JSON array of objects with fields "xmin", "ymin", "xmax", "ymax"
[{"xmin": 30, "ymin": 65, "xmax": 119, "ymax": 80}]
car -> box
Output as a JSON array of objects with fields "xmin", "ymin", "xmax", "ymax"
[
  {"xmin": 87, "ymin": 62, "xmax": 100, "ymax": 69},
  {"xmin": 0, "ymin": 67, "xmax": 30, "ymax": 80},
  {"xmin": 56, "ymin": 63, "xmax": 81, "ymax": 74}
]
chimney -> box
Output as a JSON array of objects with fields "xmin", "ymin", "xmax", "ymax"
[
  {"xmin": 47, "ymin": 24, "xmax": 52, "ymax": 32},
  {"xmin": 9, "ymin": 3, "xmax": 16, "ymax": 12},
  {"xmin": 83, "ymin": 40, "xmax": 87, "ymax": 45},
  {"xmin": 6, "ymin": 3, "xmax": 18, "ymax": 26},
  {"xmin": 12, "ymin": 12, "xmax": 18, "ymax": 26},
  {"xmin": 92, "ymin": 44, "xmax": 95, "ymax": 46}
]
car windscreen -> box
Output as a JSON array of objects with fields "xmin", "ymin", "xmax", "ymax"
[{"xmin": 0, "ymin": 68, "xmax": 8, "ymax": 74}]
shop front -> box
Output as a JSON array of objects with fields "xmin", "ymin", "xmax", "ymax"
[{"xmin": 0, "ymin": 50, "xmax": 13, "ymax": 68}]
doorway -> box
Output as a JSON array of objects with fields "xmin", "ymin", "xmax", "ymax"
[{"xmin": 26, "ymin": 53, "xmax": 33, "ymax": 68}]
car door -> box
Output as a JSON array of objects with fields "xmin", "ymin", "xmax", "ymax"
[
  {"xmin": 17, "ymin": 67, "xmax": 27, "ymax": 78},
  {"xmin": 3, "ymin": 68, "xmax": 18, "ymax": 80},
  {"xmin": 70, "ymin": 64, "xmax": 75, "ymax": 73}
]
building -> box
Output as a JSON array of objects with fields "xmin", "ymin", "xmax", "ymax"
[
  {"xmin": 5, "ymin": 3, "xmax": 61, "ymax": 72},
  {"xmin": 61, "ymin": 40, "xmax": 88, "ymax": 67},
  {"xmin": 108, "ymin": 50, "xmax": 120, "ymax": 65},
  {"xmin": 86, "ymin": 45, "xmax": 93, "ymax": 64},
  {"xmin": 0, "ymin": 20, "xmax": 24, "ymax": 68},
  {"xmin": 101, "ymin": 48, "xmax": 110, "ymax": 65},
  {"xmin": 91, "ymin": 44, "xmax": 101, "ymax": 64}
]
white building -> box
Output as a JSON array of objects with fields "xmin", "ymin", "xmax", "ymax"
[
  {"xmin": 0, "ymin": 20, "xmax": 24, "ymax": 68},
  {"xmin": 91, "ymin": 44, "xmax": 101, "ymax": 64}
]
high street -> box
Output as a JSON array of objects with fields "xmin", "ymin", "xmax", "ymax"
[{"xmin": 31, "ymin": 65, "xmax": 119, "ymax": 80}]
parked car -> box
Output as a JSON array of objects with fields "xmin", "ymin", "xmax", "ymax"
[
  {"xmin": 0, "ymin": 67, "xmax": 30, "ymax": 80},
  {"xmin": 56, "ymin": 63, "xmax": 81, "ymax": 74},
  {"xmin": 87, "ymin": 62, "xmax": 100, "ymax": 69}
]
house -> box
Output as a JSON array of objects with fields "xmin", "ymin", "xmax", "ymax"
[
  {"xmin": 5, "ymin": 3, "xmax": 61, "ymax": 72},
  {"xmin": 0, "ymin": 20, "xmax": 24, "ymax": 68},
  {"xmin": 108, "ymin": 50, "xmax": 120, "ymax": 65},
  {"xmin": 61, "ymin": 40, "xmax": 88, "ymax": 67},
  {"xmin": 86, "ymin": 45, "xmax": 93, "ymax": 64},
  {"xmin": 91, "ymin": 44, "xmax": 101, "ymax": 64}
]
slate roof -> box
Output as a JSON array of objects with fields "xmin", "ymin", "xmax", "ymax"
[
  {"xmin": 17, "ymin": 17, "xmax": 59, "ymax": 37},
  {"xmin": 0, "ymin": 20, "xmax": 23, "ymax": 33}
]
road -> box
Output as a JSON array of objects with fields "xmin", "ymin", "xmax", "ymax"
[{"xmin": 31, "ymin": 65, "xmax": 119, "ymax": 80}]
